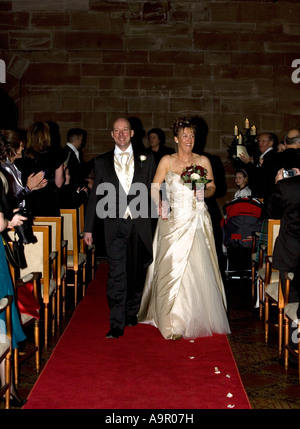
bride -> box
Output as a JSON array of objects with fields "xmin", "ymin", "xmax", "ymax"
[{"xmin": 138, "ymin": 117, "xmax": 230, "ymax": 339}]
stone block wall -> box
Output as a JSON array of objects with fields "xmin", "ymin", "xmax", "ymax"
[{"xmin": 1, "ymin": 0, "xmax": 300, "ymax": 202}]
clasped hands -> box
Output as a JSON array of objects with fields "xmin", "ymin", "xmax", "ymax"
[{"xmin": 27, "ymin": 171, "xmax": 48, "ymax": 191}]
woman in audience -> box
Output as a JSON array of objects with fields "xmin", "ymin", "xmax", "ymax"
[
  {"xmin": 22, "ymin": 122, "xmax": 64, "ymax": 216},
  {"xmin": 146, "ymin": 128, "xmax": 175, "ymax": 167},
  {"xmin": 0, "ymin": 129, "xmax": 47, "ymax": 211},
  {"xmin": 58, "ymin": 165, "xmax": 88, "ymax": 209},
  {"xmin": 0, "ymin": 134, "xmax": 27, "ymax": 406}
]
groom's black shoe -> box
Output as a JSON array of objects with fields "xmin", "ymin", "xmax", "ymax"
[
  {"xmin": 106, "ymin": 328, "xmax": 124, "ymax": 339},
  {"xmin": 125, "ymin": 316, "xmax": 138, "ymax": 326}
]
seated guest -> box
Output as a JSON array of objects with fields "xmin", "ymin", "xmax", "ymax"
[{"xmin": 146, "ymin": 128, "xmax": 175, "ymax": 167}]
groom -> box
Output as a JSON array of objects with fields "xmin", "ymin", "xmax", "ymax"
[{"xmin": 84, "ymin": 117, "xmax": 156, "ymax": 338}]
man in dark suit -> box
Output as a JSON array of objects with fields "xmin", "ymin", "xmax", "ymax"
[
  {"xmin": 62, "ymin": 128, "xmax": 90, "ymax": 189},
  {"xmin": 84, "ymin": 118, "xmax": 156, "ymax": 339},
  {"xmin": 276, "ymin": 128, "xmax": 300, "ymax": 171},
  {"xmin": 267, "ymin": 168, "xmax": 300, "ymax": 310},
  {"xmin": 239, "ymin": 132, "xmax": 278, "ymax": 215},
  {"xmin": 59, "ymin": 128, "xmax": 93, "ymax": 208}
]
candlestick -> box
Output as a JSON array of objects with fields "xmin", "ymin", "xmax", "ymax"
[
  {"xmin": 245, "ymin": 118, "xmax": 249, "ymax": 129},
  {"xmin": 234, "ymin": 125, "xmax": 238, "ymax": 136}
]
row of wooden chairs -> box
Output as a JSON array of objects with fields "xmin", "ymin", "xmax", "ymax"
[
  {"xmin": 252, "ymin": 218, "xmax": 300, "ymax": 383},
  {"xmin": 252, "ymin": 219, "xmax": 281, "ymax": 351},
  {"xmin": 0, "ymin": 296, "xmax": 12, "ymax": 409},
  {"xmin": 5, "ymin": 204, "xmax": 95, "ymax": 390}
]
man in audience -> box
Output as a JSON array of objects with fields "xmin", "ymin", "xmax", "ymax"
[
  {"xmin": 268, "ymin": 169, "xmax": 300, "ymax": 358},
  {"xmin": 62, "ymin": 128, "xmax": 93, "ymax": 190},
  {"xmin": 239, "ymin": 132, "xmax": 278, "ymax": 215},
  {"xmin": 267, "ymin": 167, "xmax": 300, "ymax": 343},
  {"xmin": 59, "ymin": 128, "xmax": 93, "ymax": 208},
  {"xmin": 276, "ymin": 128, "xmax": 300, "ymax": 171}
]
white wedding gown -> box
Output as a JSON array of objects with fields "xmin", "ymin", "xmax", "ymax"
[{"xmin": 138, "ymin": 171, "xmax": 231, "ymax": 339}]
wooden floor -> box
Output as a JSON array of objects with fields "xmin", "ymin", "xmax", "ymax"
[
  {"xmin": 2, "ymin": 263, "xmax": 300, "ymax": 410},
  {"xmin": 227, "ymin": 279, "xmax": 300, "ymax": 409}
]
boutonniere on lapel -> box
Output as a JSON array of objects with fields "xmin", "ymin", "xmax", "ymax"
[{"xmin": 139, "ymin": 155, "xmax": 147, "ymax": 167}]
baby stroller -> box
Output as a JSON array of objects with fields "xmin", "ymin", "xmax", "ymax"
[{"xmin": 221, "ymin": 197, "xmax": 263, "ymax": 281}]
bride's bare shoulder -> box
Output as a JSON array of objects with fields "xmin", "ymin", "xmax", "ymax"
[
  {"xmin": 159, "ymin": 154, "xmax": 172, "ymax": 166},
  {"xmin": 160, "ymin": 153, "xmax": 177, "ymax": 168},
  {"xmin": 195, "ymin": 154, "xmax": 210, "ymax": 166}
]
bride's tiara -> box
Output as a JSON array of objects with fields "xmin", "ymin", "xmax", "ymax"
[{"xmin": 172, "ymin": 117, "xmax": 195, "ymax": 135}]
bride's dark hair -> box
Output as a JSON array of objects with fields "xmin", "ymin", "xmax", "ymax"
[{"xmin": 171, "ymin": 117, "xmax": 196, "ymax": 137}]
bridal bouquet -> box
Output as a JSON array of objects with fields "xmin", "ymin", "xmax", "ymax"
[{"xmin": 181, "ymin": 164, "xmax": 211, "ymax": 191}]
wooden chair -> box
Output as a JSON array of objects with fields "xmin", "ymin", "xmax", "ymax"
[
  {"xmin": 264, "ymin": 261, "xmax": 285, "ymax": 355},
  {"xmin": 251, "ymin": 230, "xmax": 262, "ymax": 302},
  {"xmin": 10, "ymin": 272, "xmax": 41, "ymax": 387},
  {"xmin": 0, "ymin": 295, "xmax": 12, "ymax": 409},
  {"xmin": 60, "ymin": 208, "xmax": 86, "ymax": 307},
  {"xmin": 283, "ymin": 272, "xmax": 300, "ymax": 382},
  {"xmin": 258, "ymin": 219, "xmax": 281, "ymax": 319},
  {"xmin": 33, "ymin": 217, "xmax": 67, "ymax": 323},
  {"xmin": 78, "ymin": 203, "xmax": 95, "ymax": 280},
  {"xmin": 8, "ymin": 225, "xmax": 57, "ymax": 347}
]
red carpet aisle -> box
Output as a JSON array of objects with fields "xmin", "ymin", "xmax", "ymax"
[{"xmin": 24, "ymin": 264, "xmax": 251, "ymax": 409}]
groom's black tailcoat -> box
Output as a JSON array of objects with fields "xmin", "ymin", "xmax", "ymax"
[{"xmin": 84, "ymin": 148, "xmax": 156, "ymax": 330}]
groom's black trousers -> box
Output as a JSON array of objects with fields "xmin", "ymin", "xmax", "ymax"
[{"xmin": 106, "ymin": 218, "xmax": 147, "ymax": 331}]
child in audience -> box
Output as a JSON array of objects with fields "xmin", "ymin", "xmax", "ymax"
[{"xmin": 234, "ymin": 169, "xmax": 252, "ymax": 199}]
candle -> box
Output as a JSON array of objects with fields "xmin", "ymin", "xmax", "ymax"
[
  {"xmin": 234, "ymin": 125, "xmax": 238, "ymax": 136},
  {"xmin": 245, "ymin": 118, "xmax": 249, "ymax": 129},
  {"xmin": 251, "ymin": 125, "xmax": 256, "ymax": 135},
  {"xmin": 238, "ymin": 134, "xmax": 242, "ymax": 144}
]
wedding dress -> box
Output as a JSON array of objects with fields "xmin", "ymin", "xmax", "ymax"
[{"xmin": 138, "ymin": 170, "xmax": 231, "ymax": 339}]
